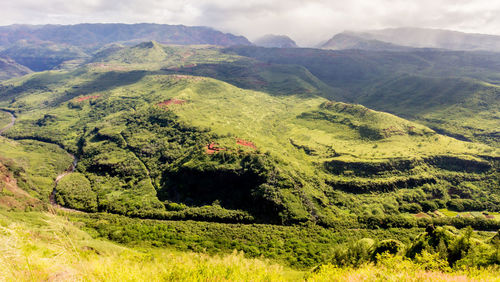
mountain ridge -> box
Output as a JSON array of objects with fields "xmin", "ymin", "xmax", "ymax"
[
  {"xmin": 0, "ymin": 56, "xmax": 32, "ymax": 80},
  {"xmin": 324, "ymin": 27, "xmax": 500, "ymax": 52},
  {"xmin": 321, "ymin": 32, "xmax": 411, "ymax": 51},
  {"xmin": 254, "ymin": 34, "xmax": 298, "ymax": 48},
  {"xmin": 0, "ymin": 23, "xmax": 252, "ymax": 49}
]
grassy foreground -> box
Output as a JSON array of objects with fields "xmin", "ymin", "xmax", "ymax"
[
  {"xmin": 1, "ymin": 210, "xmax": 499, "ymax": 281},
  {"xmin": 0, "ymin": 210, "xmax": 294, "ymax": 281}
]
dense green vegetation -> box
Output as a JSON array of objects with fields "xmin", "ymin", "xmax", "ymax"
[
  {"xmin": 55, "ymin": 172, "xmax": 97, "ymax": 212},
  {"xmin": 70, "ymin": 212, "xmax": 500, "ymax": 269},
  {"xmin": 4, "ymin": 209, "xmax": 499, "ymax": 281}
]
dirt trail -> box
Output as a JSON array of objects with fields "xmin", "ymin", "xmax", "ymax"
[{"xmin": 0, "ymin": 110, "xmax": 15, "ymax": 135}]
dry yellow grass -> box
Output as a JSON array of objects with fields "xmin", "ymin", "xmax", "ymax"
[{"xmin": 0, "ymin": 211, "xmax": 498, "ymax": 281}]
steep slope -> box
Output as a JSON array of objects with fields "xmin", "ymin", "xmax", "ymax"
[
  {"xmin": 0, "ymin": 56, "xmax": 32, "ymax": 81},
  {"xmin": 0, "ymin": 23, "xmax": 251, "ymax": 50},
  {"xmin": 254, "ymin": 34, "xmax": 298, "ymax": 48},
  {"xmin": 0, "ymin": 160, "xmax": 42, "ymax": 210},
  {"xmin": 344, "ymin": 27, "xmax": 500, "ymax": 52},
  {"xmin": 321, "ymin": 32, "xmax": 410, "ymax": 51},
  {"xmin": 91, "ymin": 41, "xmax": 169, "ymax": 64}
]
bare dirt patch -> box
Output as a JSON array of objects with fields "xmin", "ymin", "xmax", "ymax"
[
  {"xmin": 205, "ymin": 143, "xmax": 225, "ymax": 154},
  {"xmin": 236, "ymin": 138, "xmax": 257, "ymax": 150},
  {"xmin": 76, "ymin": 95, "xmax": 100, "ymax": 102},
  {"xmin": 157, "ymin": 99, "xmax": 187, "ymax": 108},
  {"xmin": 0, "ymin": 161, "xmax": 41, "ymax": 210}
]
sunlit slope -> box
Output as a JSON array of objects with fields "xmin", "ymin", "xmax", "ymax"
[
  {"xmin": 0, "ymin": 210, "xmax": 293, "ymax": 281},
  {"xmin": 0, "ymin": 138, "xmax": 73, "ymax": 201},
  {"xmin": 355, "ymin": 76, "xmax": 500, "ymax": 146},
  {"xmin": 3, "ymin": 209, "xmax": 498, "ymax": 281},
  {"xmin": 225, "ymin": 46, "xmax": 500, "ymax": 147},
  {"xmin": 0, "ymin": 110, "xmax": 11, "ymax": 128},
  {"xmin": 89, "ymin": 43, "xmax": 242, "ymax": 70}
]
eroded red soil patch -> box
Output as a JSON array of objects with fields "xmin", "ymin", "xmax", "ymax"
[
  {"xmin": 76, "ymin": 95, "xmax": 100, "ymax": 102},
  {"xmin": 0, "ymin": 161, "xmax": 41, "ymax": 209},
  {"xmin": 157, "ymin": 99, "xmax": 186, "ymax": 108},
  {"xmin": 205, "ymin": 143, "xmax": 225, "ymax": 154},
  {"xmin": 236, "ymin": 138, "xmax": 257, "ymax": 150}
]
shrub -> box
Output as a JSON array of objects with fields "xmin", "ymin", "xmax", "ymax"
[
  {"xmin": 373, "ymin": 239, "xmax": 404, "ymax": 258},
  {"xmin": 55, "ymin": 172, "xmax": 97, "ymax": 212}
]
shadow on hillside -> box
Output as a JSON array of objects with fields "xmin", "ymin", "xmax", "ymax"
[
  {"xmin": 162, "ymin": 62, "xmax": 334, "ymax": 97},
  {"xmin": 51, "ymin": 70, "xmax": 149, "ymax": 105}
]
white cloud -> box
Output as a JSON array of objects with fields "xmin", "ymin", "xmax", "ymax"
[{"xmin": 2, "ymin": 0, "xmax": 500, "ymax": 46}]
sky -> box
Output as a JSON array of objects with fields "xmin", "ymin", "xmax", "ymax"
[{"xmin": 2, "ymin": 0, "xmax": 500, "ymax": 46}]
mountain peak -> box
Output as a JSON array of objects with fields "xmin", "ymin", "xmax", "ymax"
[
  {"xmin": 134, "ymin": 40, "xmax": 162, "ymax": 49},
  {"xmin": 321, "ymin": 32, "xmax": 409, "ymax": 51},
  {"xmin": 253, "ymin": 34, "xmax": 298, "ymax": 48}
]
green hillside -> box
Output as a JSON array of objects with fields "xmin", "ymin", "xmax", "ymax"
[
  {"xmin": 225, "ymin": 46, "xmax": 500, "ymax": 147},
  {"xmin": 0, "ymin": 43, "xmax": 498, "ymax": 227},
  {"xmin": 356, "ymin": 75, "xmax": 500, "ymax": 146},
  {"xmin": 0, "ymin": 56, "xmax": 32, "ymax": 81},
  {"xmin": 0, "ymin": 41, "xmax": 89, "ymax": 71}
]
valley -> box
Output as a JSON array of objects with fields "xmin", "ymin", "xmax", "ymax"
[{"xmin": 0, "ymin": 23, "xmax": 499, "ymax": 281}]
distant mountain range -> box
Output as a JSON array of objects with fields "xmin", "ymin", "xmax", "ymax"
[
  {"xmin": 0, "ymin": 23, "xmax": 253, "ymax": 77},
  {"xmin": 253, "ymin": 34, "xmax": 298, "ymax": 48},
  {"xmin": 321, "ymin": 32, "xmax": 411, "ymax": 51},
  {"xmin": 322, "ymin": 27, "xmax": 500, "ymax": 52},
  {"xmin": 3, "ymin": 24, "xmax": 500, "ymax": 81},
  {"xmin": 0, "ymin": 23, "xmax": 251, "ymax": 50}
]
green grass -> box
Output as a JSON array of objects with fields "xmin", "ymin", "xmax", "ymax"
[
  {"xmin": 0, "ymin": 210, "xmax": 300, "ymax": 281},
  {"xmin": 0, "ymin": 137, "xmax": 73, "ymax": 199},
  {"xmin": 0, "ymin": 110, "xmax": 11, "ymax": 129},
  {"xmin": 1, "ymin": 210, "xmax": 499, "ymax": 281},
  {"xmin": 225, "ymin": 46, "xmax": 500, "ymax": 147}
]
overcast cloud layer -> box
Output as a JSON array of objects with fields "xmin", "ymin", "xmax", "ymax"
[{"xmin": 2, "ymin": 0, "xmax": 500, "ymax": 46}]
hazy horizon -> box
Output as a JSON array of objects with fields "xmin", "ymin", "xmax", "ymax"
[{"xmin": 2, "ymin": 0, "xmax": 500, "ymax": 46}]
